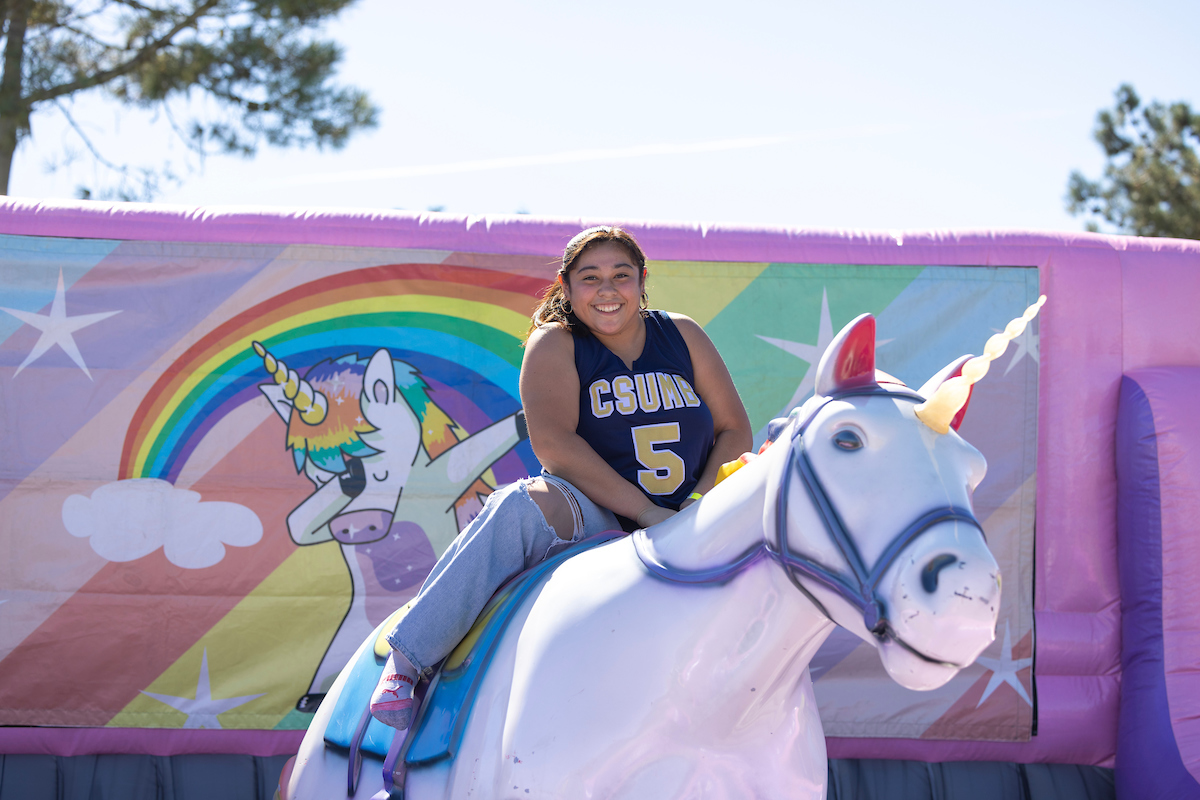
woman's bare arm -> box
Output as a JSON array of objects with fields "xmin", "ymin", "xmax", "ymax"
[
  {"xmin": 521, "ymin": 324, "xmax": 664, "ymax": 522},
  {"xmin": 668, "ymin": 314, "xmax": 753, "ymax": 506}
]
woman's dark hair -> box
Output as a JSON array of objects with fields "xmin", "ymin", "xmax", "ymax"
[{"xmin": 526, "ymin": 226, "xmax": 648, "ymax": 340}]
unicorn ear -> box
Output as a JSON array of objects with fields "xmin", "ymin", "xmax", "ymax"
[
  {"xmin": 361, "ymin": 348, "xmax": 396, "ymax": 425},
  {"xmin": 815, "ymin": 314, "xmax": 877, "ymax": 397},
  {"xmin": 258, "ymin": 383, "xmax": 294, "ymax": 423},
  {"xmin": 918, "ymin": 355, "xmax": 974, "ymax": 431}
]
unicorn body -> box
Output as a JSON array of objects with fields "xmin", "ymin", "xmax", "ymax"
[
  {"xmin": 282, "ymin": 310, "xmax": 1024, "ymax": 799},
  {"xmin": 257, "ymin": 345, "xmax": 527, "ymax": 700}
]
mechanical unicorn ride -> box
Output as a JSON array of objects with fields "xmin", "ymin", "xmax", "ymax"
[{"xmin": 280, "ymin": 301, "xmax": 1044, "ymax": 800}]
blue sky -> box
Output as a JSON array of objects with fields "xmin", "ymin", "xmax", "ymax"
[{"xmin": 8, "ymin": 0, "xmax": 1199, "ymax": 233}]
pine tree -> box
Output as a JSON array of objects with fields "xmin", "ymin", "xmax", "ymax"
[
  {"xmin": 0, "ymin": 0, "xmax": 378, "ymax": 198},
  {"xmin": 1067, "ymin": 84, "xmax": 1200, "ymax": 240}
]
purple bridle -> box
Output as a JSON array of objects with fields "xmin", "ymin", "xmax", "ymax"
[{"xmin": 633, "ymin": 386, "xmax": 985, "ymax": 668}]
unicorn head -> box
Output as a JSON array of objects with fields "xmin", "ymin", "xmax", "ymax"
[
  {"xmin": 778, "ymin": 299, "xmax": 1043, "ymax": 690},
  {"xmin": 252, "ymin": 343, "xmax": 456, "ymax": 546}
]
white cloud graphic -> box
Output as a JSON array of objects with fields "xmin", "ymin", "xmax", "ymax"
[{"xmin": 62, "ymin": 479, "xmax": 262, "ymax": 569}]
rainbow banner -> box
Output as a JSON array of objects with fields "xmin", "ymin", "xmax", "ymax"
[{"xmin": 0, "ymin": 220, "xmax": 1037, "ymax": 746}]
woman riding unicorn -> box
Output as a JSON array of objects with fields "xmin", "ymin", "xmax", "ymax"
[{"xmin": 368, "ymin": 226, "xmax": 753, "ymax": 730}]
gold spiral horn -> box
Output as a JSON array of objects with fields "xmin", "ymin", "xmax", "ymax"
[
  {"xmin": 914, "ymin": 295, "xmax": 1046, "ymax": 434},
  {"xmin": 252, "ymin": 341, "xmax": 328, "ymax": 425}
]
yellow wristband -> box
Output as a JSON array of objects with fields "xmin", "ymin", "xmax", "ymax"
[{"xmin": 687, "ymin": 492, "xmax": 703, "ymax": 501}]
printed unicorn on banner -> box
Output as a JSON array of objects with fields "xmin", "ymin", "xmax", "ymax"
[
  {"xmin": 281, "ymin": 298, "xmax": 1043, "ymax": 800},
  {"xmin": 253, "ymin": 343, "xmax": 528, "ymax": 709}
]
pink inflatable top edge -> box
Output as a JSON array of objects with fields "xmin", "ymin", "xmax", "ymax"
[{"xmin": 3, "ymin": 196, "xmax": 1199, "ymax": 263}]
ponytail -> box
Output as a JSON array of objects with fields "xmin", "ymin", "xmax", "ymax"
[{"xmin": 527, "ymin": 275, "xmax": 579, "ymax": 337}]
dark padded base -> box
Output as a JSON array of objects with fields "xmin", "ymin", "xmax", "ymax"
[
  {"xmin": 827, "ymin": 759, "xmax": 1114, "ymax": 800},
  {"xmin": 0, "ymin": 753, "xmax": 293, "ymax": 800},
  {"xmin": 0, "ymin": 753, "xmax": 1113, "ymax": 800}
]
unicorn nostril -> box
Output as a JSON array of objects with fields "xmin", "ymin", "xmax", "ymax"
[
  {"xmin": 921, "ymin": 553, "xmax": 959, "ymax": 593},
  {"xmin": 328, "ymin": 509, "xmax": 393, "ymax": 544}
]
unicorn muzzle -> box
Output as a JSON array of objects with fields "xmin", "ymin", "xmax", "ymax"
[
  {"xmin": 881, "ymin": 519, "xmax": 1000, "ymax": 670},
  {"xmin": 328, "ymin": 508, "xmax": 393, "ymax": 545}
]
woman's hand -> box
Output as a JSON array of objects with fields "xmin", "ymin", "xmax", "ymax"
[{"xmin": 636, "ymin": 505, "xmax": 677, "ymax": 528}]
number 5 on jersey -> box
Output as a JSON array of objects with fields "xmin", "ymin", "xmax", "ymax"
[{"xmin": 632, "ymin": 422, "xmax": 685, "ymax": 495}]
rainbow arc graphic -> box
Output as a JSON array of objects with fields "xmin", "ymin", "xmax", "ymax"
[{"xmin": 121, "ymin": 262, "xmax": 546, "ymax": 482}]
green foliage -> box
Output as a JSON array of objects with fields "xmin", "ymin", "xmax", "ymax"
[
  {"xmin": 0, "ymin": 0, "xmax": 378, "ymax": 198},
  {"xmin": 1067, "ymin": 84, "xmax": 1200, "ymax": 240}
]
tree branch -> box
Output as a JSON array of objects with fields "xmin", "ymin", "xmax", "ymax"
[
  {"xmin": 199, "ymin": 80, "xmax": 275, "ymax": 113},
  {"xmin": 112, "ymin": 0, "xmax": 167, "ymax": 12},
  {"xmin": 54, "ymin": 97, "xmax": 174, "ymax": 200},
  {"xmin": 54, "ymin": 97, "xmax": 128, "ymax": 173},
  {"xmin": 161, "ymin": 97, "xmax": 211, "ymax": 159},
  {"xmin": 24, "ymin": 0, "xmax": 221, "ymax": 104},
  {"xmin": 49, "ymin": 1, "xmax": 119, "ymax": 32},
  {"xmin": 38, "ymin": 19, "xmax": 118, "ymax": 49}
]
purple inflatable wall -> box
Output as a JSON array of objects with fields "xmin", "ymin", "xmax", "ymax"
[{"xmin": 1117, "ymin": 369, "xmax": 1200, "ymax": 798}]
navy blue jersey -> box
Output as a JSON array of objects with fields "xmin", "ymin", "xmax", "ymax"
[{"xmin": 574, "ymin": 310, "xmax": 715, "ymax": 510}]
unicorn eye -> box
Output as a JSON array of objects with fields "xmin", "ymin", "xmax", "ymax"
[{"xmin": 832, "ymin": 430, "xmax": 863, "ymax": 451}]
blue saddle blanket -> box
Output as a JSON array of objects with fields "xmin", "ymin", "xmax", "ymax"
[{"xmin": 324, "ymin": 530, "xmax": 627, "ymax": 765}]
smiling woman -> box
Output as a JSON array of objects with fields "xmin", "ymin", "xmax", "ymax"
[
  {"xmin": 529, "ymin": 226, "xmax": 650, "ymax": 347},
  {"xmin": 524, "ymin": 228, "xmax": 749, "ymax": 521},
  {"xmin": 560, "ymin": 241, "xmax": 647, "ymax": 339},
  {"xmin": 367, "ymin": 225, "xmax": 753, "ymax": 732}
]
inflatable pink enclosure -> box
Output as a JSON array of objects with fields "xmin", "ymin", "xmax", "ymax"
[{"xmin": 1, "ymin": 198, "xmax": 1198, "ymax": 791}]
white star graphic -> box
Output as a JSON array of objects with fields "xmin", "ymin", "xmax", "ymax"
[
  {"xmin": 975, "ymin": 621, "xmax": 1033, "ymax": 707},
  {"xmin": 755, "ymin": 288, "xmax": 896, "ymax": 440},
  {"xmin": 996, "ymin": 324, "xmax": 1040, "ymax": 376},
  {"xmin": 140, "ymin": 649, "xmax": 265, "ymax": 729},
  {"xmin": 756, "ymin": 288, "xmax": 837, "ymax": 427},
  {"xmin": 0, "ymin": 268, "xmax": 121, "ymax": 380}
]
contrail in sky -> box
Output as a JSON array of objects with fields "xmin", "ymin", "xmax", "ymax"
[
  {"xmin": 285, "ymin": 135, "xmax": 792, "ymax": 186},
  {"xmin": 283, "ymin": 122, "xmax": 934, "ymax": 186}
]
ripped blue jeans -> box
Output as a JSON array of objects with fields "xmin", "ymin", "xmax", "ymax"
[{"xmin": 385, "ymin": 473, "xmax": 620, "ymax": 678}]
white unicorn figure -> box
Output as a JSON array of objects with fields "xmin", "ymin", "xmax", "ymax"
[
  {"xmin": 255, "ymin": 344, "xmax": 528, "ymax": 706},
  {"xmin": 280, "ymin": 304, "xmax": 1042, "ymax": 800}
]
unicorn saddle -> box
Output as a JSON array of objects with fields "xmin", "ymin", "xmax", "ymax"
[{"xmin": 323, "ymin": 530, "xmax": 628, "ymax": 790}]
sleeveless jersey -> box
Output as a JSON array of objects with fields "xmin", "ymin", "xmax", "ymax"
[{"xmin": 574, "ymin": 310, "xmax": 715, "ymax": 510}]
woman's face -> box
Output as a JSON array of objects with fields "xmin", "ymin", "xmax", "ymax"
[{"xmin": 563, "ymin": 241, "xmax": 644, "ymax": 339}]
